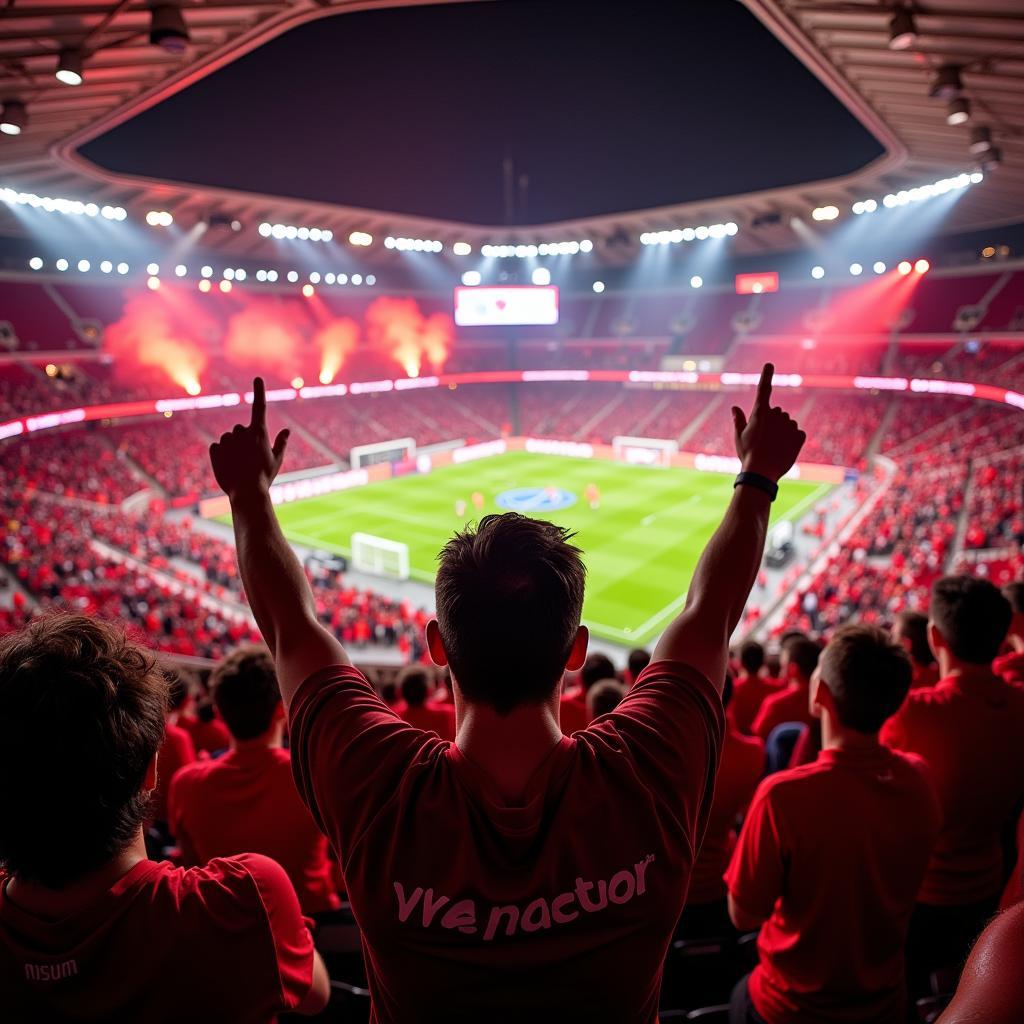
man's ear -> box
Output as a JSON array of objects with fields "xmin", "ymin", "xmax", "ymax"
[
  {"xmin": 426, "ymin": 619, "xmax": 449, "ymax": 668},
  {"xmin": 809, "ymin": 667, "xmax": 827, "ymax": 720},
  {"xmin": 565, "ymin": 625, "xmax": 589, "ymax": 672},
  {"xmin": 927, "ymin": 621, "xmax": 945, "ymax": 660},
  {"xmin": 144, "ymin": 753, "xmax": 158, "ymax": 793}
]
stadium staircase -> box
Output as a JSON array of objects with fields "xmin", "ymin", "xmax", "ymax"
[
  {"xmin": 279, "ymin": 413, "xmax": 345, "ymax": 466},
  {"xmin": 677, "ymin": 394, "xmax": 725, "ymax": 447},
  {"xmin": 451, "ymin": 394, "xmax": 503, "ymax": 435},
  {"xmin": 573, "ymin": 390, "xmax": 627, "ymax": 439},
  {"xmin": 536, "ymin": 388, "xmax": 587, "ymax": 435},
  {"xmin": 628, "ymin": 393, "xmax": 674, "ymax": 438},
  {"xmin": 864, "ymin": 399, "xmax": 898, "ymax": 461}
]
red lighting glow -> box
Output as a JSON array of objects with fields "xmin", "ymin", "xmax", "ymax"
[{"xmin": 735, "ymin": 272, "xmax": 779, "ymax": 295}]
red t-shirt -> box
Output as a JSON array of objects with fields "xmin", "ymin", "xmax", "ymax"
[
  {"xmin": 993, "ymin": 650, "xmax": 1024, "ymax": 686},
  {"xmin": 909, "ymin": 662, "xmax": 940, "ymax": 691},
  {"xmin": 289, "ymin": 660, "xmax": 723, "ymax": 1023},
  {"xmin": 559, "ymin": 689, "xmax": 589, "ymax": 735},
  {"xmin": 183, "ymin": 715, "xmax": 232, "ymax": 755},
  {"xmin": 881, "ymin": 671, "xmax": 1024, "ymax": 905},
  {"xmin": 169, "ymin": 746, "xmax": 340, "ymax": 915},
  {"xmin": 751, "ymin": 684, "xmax": 813, "ymax": 740},
  {"xmin": 396, "ymin": 702, "xmax": 457, "ymax": 742},
  {"xmin": 688, "ymin": 726, "xmax": 764, "ymax": 904},
  {"xmin": 725, "ymin": 745, "xmax": 940, "ymax": 1024},
  {"xmin": 728, "ymin": 673, "xmax": 781, "ymax": 735},
  {"xmin": 0, "ymin": 854, "xmax": 315, "ymax": 1022},
  {"xmin": 152, "ymin": 722, "xmax": 195, "ymax": 823}
]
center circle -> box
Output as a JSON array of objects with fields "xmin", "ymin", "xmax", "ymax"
[{"xmin": 495, "ymin": 487, "xmax": 578, "ymax": 512}]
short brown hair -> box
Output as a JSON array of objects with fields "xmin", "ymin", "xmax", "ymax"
[
  {"xmin": 819, "ymin": 624, "xmax": 912, "ymax": 734},
  {"xmin": 586, "ymin": 679, "xmax": 627, "ymax": 719},
  {"xmin": 930, "ymin": 576, "xmax": 1011, "ymax": 664},
  {"xmin": 435, "ymin": 513, "xmax": 586, "ymax": 715},
  {"xmin": 0, "ymin": 614, "xmax": 167, "ymax": 887},
  {"xmin": 210, "ymin": 644, "xmax": 279, "ymax": 740}
]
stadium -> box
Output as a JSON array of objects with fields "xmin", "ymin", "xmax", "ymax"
[{"xmin": 0, "ymin": 0, "xmax": 1023, "ymax": 1021}]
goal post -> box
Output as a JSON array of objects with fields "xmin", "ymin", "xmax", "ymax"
[
  {"xmin": 351, "ymin": 533, "xmax": 411, "ymax": 581},
  {"xmin": 612, "ymin": 435, "xmax": 678, "ymax": 468},
  {"xmin": 350, "ymin": 437, "xmax": 416, "ymax": 469}
]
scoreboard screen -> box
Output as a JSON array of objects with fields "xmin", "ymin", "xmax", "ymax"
[{"xmin": 454, "ymin": 286, "xmax": 559, "ymax": 326}]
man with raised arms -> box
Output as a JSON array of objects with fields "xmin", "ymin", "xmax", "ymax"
[{"xmin": 209, "ymin": 365, "xmax": 805, "ymax": 1023}]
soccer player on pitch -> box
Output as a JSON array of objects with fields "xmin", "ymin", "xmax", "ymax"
[
  {"xmin": 585, "ymin": 483, "xmax": 601, "ymax": 509},
  {"xmin": 209, "ymin": 366, "xmax": 804, "ymax": 1022}
]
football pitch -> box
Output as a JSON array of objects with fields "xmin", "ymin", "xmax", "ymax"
[{"xmin": 264, "ymin": 452, "xmax": 829, "ymax": 647}]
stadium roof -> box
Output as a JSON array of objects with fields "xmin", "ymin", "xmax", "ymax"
[{"xmin": 0, "ymin": 0, "xmax": 1021, "ymax": 261}]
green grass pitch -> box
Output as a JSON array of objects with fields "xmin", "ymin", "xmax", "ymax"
[{"xmin": 262, "ymin": 452, "xmax": 829, "ymax": 647}]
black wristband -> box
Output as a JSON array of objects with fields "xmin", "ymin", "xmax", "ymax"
[{"xmin": 734, "ymin": 471, "xmax": 779, "ymax": 501}]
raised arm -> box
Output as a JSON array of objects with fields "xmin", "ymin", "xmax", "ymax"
[
  {"xmin": 652, "ymin": 364, "xmax": 805, "ymax": 689},
  {"xmin": 210, "ymin": 378, "xmax": 350, "ymax": 708}
]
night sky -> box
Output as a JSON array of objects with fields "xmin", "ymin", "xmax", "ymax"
[{"xmin": 82, "ymin": 0, "xmax": 884, "ymax": 225}]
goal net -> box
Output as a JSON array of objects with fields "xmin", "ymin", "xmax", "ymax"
[
  {"xmin": 351, "ymin": 532, "xmax": 411, "ymax": 581},
  {"xmin": 350, "ymin": 437, "xmax": 416, "ymax": 469},
  {"xmin": 612, "ymin": 435, "xmax": 678, "ymax": 468}
]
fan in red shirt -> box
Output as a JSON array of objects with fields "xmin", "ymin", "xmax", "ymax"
[
  {"xmin": 559, "ymin": 652, "xmax": 617, "ymax": 735},
  {"xmin": 891, "ymin": 610, "xmax": 940, "ymax": 691},
  {"xmin": 392, "ymin": 664, "xmax": 456, "ymax": 740},
  {"xmin": 0, "ymin": 614, "xmax": 329, "ymax": 1021},
  {"xmin": 209, "ymin": 368, "xmax": 805, "ymax": 1022},
  {"xmin": 728, "ymin": 640, "xmax": 781, "ymax": 735},
  {"xmin": 168, "ymin": 644, "xmax": 340, "ymax": 915},
  {"xmin": 881, "ymin": 575, "xmax": 1024, "ymax": 992},
  {"xmin": 680, "ymin": 670, "xmax": 764, "ymax": 938},
  {"xmin": 750, "ymin": 635, "xmax": 821, "ymax": 740},
  {"xmin": 992, "ymin": 581, "xmax": 1024, "ymax": 685},
  {"xmin": 726, "ymin": 624, "xmax": 941, "ymax": 1024},
  {"xmin": 186, "ymin": 698, "xmax": 232, "ymax": 754}
]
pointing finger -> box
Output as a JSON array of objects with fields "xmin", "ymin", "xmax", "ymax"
[
  {"xmin": 756, "ymin": 363, "xmax": 774, "ymax": 410},
  {"xmin": 251, "ymin": 377, "xmax": 266, "ymax": 430}
]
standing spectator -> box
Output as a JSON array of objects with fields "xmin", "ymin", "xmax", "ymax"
[
  {"xmin": 751, "ymin": 635, "xmax": 821, "ymax": 739},
  {"xmin": 187, "ymin": 698, "xmax": 232, "ymax": 755},
  {"xmin": 209, "ymin": 369, "xmax": 804, "ymax": 1020},
  {"xmin": 892, "ymin": 610, "xmax": 939, "ymax": 690},
  {"xmin": 681, "ymin": 671, "xmax": 764, "ymax": 938},
  {"xmin": 393, "ymin": 665, "xmax": 456, "ymax": 741},
  {"xmin": 586, "ymin": 678, "xmax": 628, "ymax": 719},
  {"xmin": 168, "ymin": 645, "xmax": 340, "ymax": 915},
  {"xmin": 729, "ymin": 640, "xmax": 780, "ymax": 735},
  {"xmin": 150, "ymin": 693, "xmax": 196, "ymax": 835},
  {"xmin": 0, "ymin": 614, "xmax": 328, "ymax": 1020},
  {"xmin": 626, "ymin": 647, "xmax": 651, "ymax": 687},
  {"xmin": 560, "ymin": 652, "xmax": 616, "ymax": 735},
  {"xmin": 993, "ymin": 581, "xmax": 1024, "ymax": 685},
  {"xmin": 727, "ymin": 625, "xmax": 941, "ymax": 1023},
  {"xmin": 882, "ymin": 576, "xmax": 1024, "ymax": 988}
]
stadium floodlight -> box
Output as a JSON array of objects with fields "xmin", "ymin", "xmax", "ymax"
[
  {"xmin": 336, "ymin": 273, "xmax": 347, "ymax": 284},
  {"xmin": 851, "ymin": 199, "xmax": 878, "ymax": 215},
  {"xmin": 366, "ymin": 274, "xmax": 376, "ymax": 286},
  {"xmin": 888, "ymin": 6, "xmax": 917, "ymax": 51},
  {"xmin": 969, "ymin": 171, "xmax": 984, "ymax": 185},
  {"xmin": 174, "ymin": 264, "xmax": 187, "ymax": 277},
  {"xmin": 302, "ymin": 284, "xmax": 314, "ymax": 297},
  {"xmin": 256, "ymin": 270, "xmax": 267, "ymax": 282},
  {"xmin": 146, "ymin": 210, "xmax": 173, "ymax": 227},
  {"xmin": 914, "ymin": 258, "xmax": 930, "ymax": 274},
  {"xmin": 309, "ymin": 271, "xmax": 321, "ymax": 284},
  {"xmin": 592, "ymin": 280, "xmax": 605, "ymax": 293},
  {"xmin": 812, "ymin": 205, "xmax": 839, "ymax": 221},
  {"xmin": 873, "ymin": 261, "xmax": 886, "ymax": 274},
  {"xmin": 55, "ymin": 49, "xmax": 84, "ymax": 86},
  {"xmin": 386, "ymin": 235, "xmax": 443, "ymax": 252},
  {"xmin": 100, "ymin": 260, "xmax": 113, "ymax": 274},
  {"xmin": 531, "ymin": 268, "xmax": 551, "ymax": 286},
  {"xmin": 979, "ymin": 147, "xmax": 1002, "ymax": 172},
  {"xmin": 690, "ymin": 275, "xmax": 703, "ymax": 289},
  {"xmin": 101, "ymin": 205, "xmax": 126, "ymax": 220},
  {"xmin": 324, "ymin": 272, "xmax": 335, "ymax": 284},
  {"xmin": 811, "ymin": 265, "xmax": 825, "ymax": 279},
  {"xmin": 28, "ymin": 257, "xmax": 43, "ymax": 270},
  {"xmin": 223, "ymin": 267, "xmax": 235, "ymax": 281},
  {"xmin": 969, "ymin": 126, "xmax": 992, "ymax": 155},
  {"xmin": 453, "ymin": 242, "xmax": 472, "ymax": 256},
  {"xmin": 897, "ymin": 260, "xmax": 912, "ymax": 275},
  {"xmin": 77, "ymin": 259, "xmax": 90, "ymax": 273},
  {"xmin": 286, "ymin": 270, "xmax": 298, "ymax": 282},
  {"xmin": 930, "ymin": 64, "xmax": 963, "ymax": 100},
  {"xmin": 849, "ymin": 262, "xmax": 863, "ymax": 276},
  {"xmin": 200, "ymin": 265, "xmax": 212, "ymax": 278},
  {"xmin": 55, "ymin": 258, "xmax": 69, "ymax": 271},
  {"xmin": 150, "ymin": 4, "xmax": 190, "ymax": 53},
  {"xmin": 349, "ymin": 231, "xmax": 373, "ymax": 246},
  {"xmin": 116, "ymin": 262, "xmax": 129, "ymax": 275},
  {"xmin": 258, "ymin": 222, "xmax": 272, "ymax": 237},
  {"xmin": 351, "ymin": 274, "xmax": 363, "ymax": 285},
  {"xmin": 946, "ymin": 98, "xmax": 970, "ymax": 126},
  {"xmin": 219, "ymin": 280, "xmax": 232, "ymax": 293},
  {"xmin": 147, "ymin": 276, "xmax": 160, "ymax": 290},
  {"xmin": 198, "ymin": 279, "xmax": 211, "ymax": 293},
  {"xmin": 641, "ymin": 222, "xmax": 738, "ymax": 245},
  {"xmin": 146, "ymin": 263, "xmax": 159, "ymax": 275},
  {"xmin": 461, "ymin": 271, "xmax": 481, "ymax": 286},
  {"xmin": 0, "ymin": 100, "xmax": 28, "ymax": 135},
  {"xmin": 267, "ymin": 270, "xmax": 278, "ymax": 282}
]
